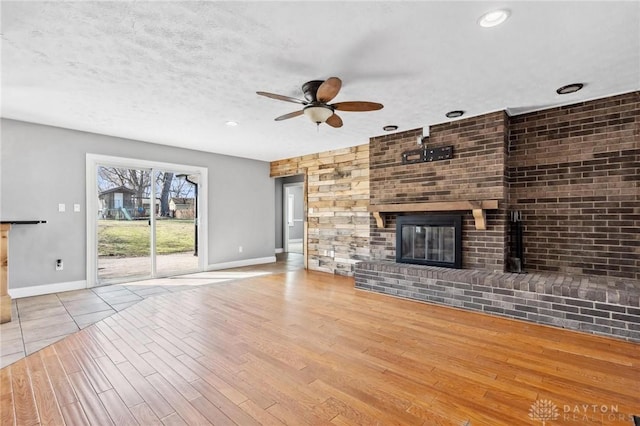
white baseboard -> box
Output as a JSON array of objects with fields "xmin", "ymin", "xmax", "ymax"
[
  {"xmin": 275, "ymin": 248, "xmax": 284, "ymax": 254},
  {"xmin": 288, "ymin": 238, "xmax": 303, "ymax": 243},
  {"xmin": 207, "ymin": 256, "xmax": 276, "ymax": 271},
  {"xmin": 9, "ymin": 280, "xmax": 87, "ymax": 299}
]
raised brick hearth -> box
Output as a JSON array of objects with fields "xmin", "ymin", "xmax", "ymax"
[{"xmin": 356, "ymin": 261, "xmax": 640, "ymax": 342}]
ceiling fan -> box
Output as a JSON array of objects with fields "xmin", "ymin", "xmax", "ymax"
[{"xmin": 256, "ymin": 77, "xmax": 383, "ymax": 128}]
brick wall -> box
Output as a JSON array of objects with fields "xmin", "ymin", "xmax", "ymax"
[
  {"xmin": 370, "ymin": 112, "xmax": 508, "ymax": 204},
  {"xmin": 270, "ymin": 145, "xmax": 369, "ymax": 276},
  {"xmin": 369, "ymin": 112, "xmax": 509, "ymax": 272},
  {"xmin": 509, "ymin": 91, "xmax": 640, "ymax": 280}
]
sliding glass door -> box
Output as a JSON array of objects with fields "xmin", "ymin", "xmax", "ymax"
[
  {"xmin": 97, "ymin": 166, "xmax": 153, "ymax": 283},
  {"xmin": 90, "ymin": 157, "xmax": 206, "ymax": 286},
  {"xmin": 154, "ymin": 170, "xmax": 199, "ymax": 277}
]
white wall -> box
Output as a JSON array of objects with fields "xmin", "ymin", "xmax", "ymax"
[{"xmin": 1, "ymin": 119, "xmax": 275, "ymax": 290}]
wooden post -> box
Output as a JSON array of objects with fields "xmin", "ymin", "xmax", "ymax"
[{"xmin": 0, "ymin": 224, "xmax": 11, "ymax": 323}]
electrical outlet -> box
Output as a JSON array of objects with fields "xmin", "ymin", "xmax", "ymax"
[
  {"xmin": 56, "ymin": 259, "xmax": 63, "ymax": 271},
  {"xmin": 238, "ymin": 246, "xmax": 243, "ymax": 253},
  {"xmin": 58, "ymin": 203, "xmax": 65, "ymax": 212},
  {"xmin": 74, "ymin": 204, "xmax": 81, "ymax": 212}
]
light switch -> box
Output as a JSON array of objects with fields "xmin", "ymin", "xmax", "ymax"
[
  {"xmin": 74, "ymin": 204, "xmax": 81, "ymax": 212},
  {"xmin": 58, "ymin": 203, "xmax": 66, "ymax": 212}
]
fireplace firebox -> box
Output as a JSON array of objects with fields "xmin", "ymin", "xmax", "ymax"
[{"xmin": 396, "ymin": 215, "xmax": 462, "ymax": 268}]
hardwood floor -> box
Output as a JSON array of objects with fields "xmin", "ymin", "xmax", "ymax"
[
  {"xmin": 0, "ymin": 253, "xmax": 304, "ymax": 368},
  {"xmin": 1, "ymin": 270, "xmax": 638, "ymax": 425}
]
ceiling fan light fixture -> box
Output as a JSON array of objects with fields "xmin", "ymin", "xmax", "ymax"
[
  {"xmin": 225, "ymin": 121, "xmax": 238, "ymax": 126},
  {"xmin": 478, "ymin": 9, "xmax": 510, "ymax": 28},
  {"xmin": 304, "ymin": 105, "xmax": 334, "ymax": 124},
  {"xmin": 556, "ymin": 83, "xmax": 584, "ymax": 95},
  {"xmin": 383, "ymin": 125, "xmax": 398, "ymax": 131},
  {"xmin": 259, "ymin": 77, "xmax": 382, "ymax": 129}
]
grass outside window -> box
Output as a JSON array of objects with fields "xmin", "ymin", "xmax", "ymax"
[{"xmin": 98, "ymin": 219, "xmax": 195, "ymax": 257}]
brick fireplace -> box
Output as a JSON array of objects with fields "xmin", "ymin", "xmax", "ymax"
[
  {"xmin": 367, "ymin": 112, "xmax": 509, "ymax": 272},
  {"xmin": 355, "ymin": 92, "xmax": 640, "ymax": 342}
]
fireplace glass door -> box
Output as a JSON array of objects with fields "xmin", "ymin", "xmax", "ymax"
[
  {"xmin": 401, "ymin": 225, "xmax": 455, "ymax": 263},
  {"xmin": 396, "ymin": 215, "xmax": 462, "ymax": 268}
]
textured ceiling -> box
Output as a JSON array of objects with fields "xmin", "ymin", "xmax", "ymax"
[{"xmin": 2, "ymin": 1, "xmax": 639, "ymax": 162}]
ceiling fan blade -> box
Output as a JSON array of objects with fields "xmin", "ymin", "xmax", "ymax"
[
  {"xmin": 326, "ymin": 113, "xmax": 343, "ymax": 128},
  {"xmin": 257, "ymin": 91, "xmax": 307, "ymax": 105},
  {"xmin": 332, "ymin": 101, "xmax": 384, "ymax": 112},
  {"xmin": 274, "ymin": 110, "xmax": 304, "ymax": 121},
  {"xmin": 317, "ymin": 77, "xmax": 342, "ymax": 103}
]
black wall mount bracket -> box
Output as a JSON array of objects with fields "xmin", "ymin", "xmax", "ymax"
[{"xmin": 401, "ymin": 145, "xmax": 453, "ymax": 164}]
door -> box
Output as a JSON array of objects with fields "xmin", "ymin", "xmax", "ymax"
[
  {"xmin": 113, "ymin": 193, "xmax": 123, "ymax": 209},
  {"xmin": 284, "ymin": 183, "xmax": 303, "ymax": 254},
  {"xmin": 89, "ymin": 155, "xmax": 208, "ymax": 287},
  {"xmin": 97, "ymin": 166, "xmax": 152, "ymax": 283},
  {"xmin": 154, "ymin": 170, "xmax": 199, "ymax": 277}
]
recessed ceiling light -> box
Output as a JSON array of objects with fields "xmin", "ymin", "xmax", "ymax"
[
  {"xmin": 556, "ymin": 83, "xmax": 584, "ymax": 95},
  {"xmin": 225, "ymin": 121, "xmax": 238, "ymax": 126},
  {"xmin": 478, "ymin": 9, "xmax": 510, "ymax": 28},
  {"xmin": 446, "ymin": 110, "xmax": 464, "ymax": 119},
  {"xmin": 383, "ymin": 125, "xmax": 398, "ymax": 131}
]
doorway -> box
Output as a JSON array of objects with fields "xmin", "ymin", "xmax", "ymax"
[
  {"xmin": 87, "ymin": 155, "xmax": 208, "ymax": 287},
  {"xmin": 283, "ymin": 181, "xmax": 304, "ymax": 254}
]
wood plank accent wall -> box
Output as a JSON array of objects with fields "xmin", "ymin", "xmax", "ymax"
[
  {"xmin": 508, "ymin": 91, "xmax": 640, "ymax": 280},
  {"xmin": 271, "ymin": 145, "xmax": 370, "ymax": 276},
  {"xmin": 368, "ymin": 114, "xmax": 509, "ymax": 272}
]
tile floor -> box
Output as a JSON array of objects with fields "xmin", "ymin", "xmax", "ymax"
[{"xmin": 0, "ymin": 252, "xmax": 303, "ymax": 368}]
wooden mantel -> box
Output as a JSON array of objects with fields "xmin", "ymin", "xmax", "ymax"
[{"xmin": 367, "ymin": 200, "xmax": 499, "ymax": 230}]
